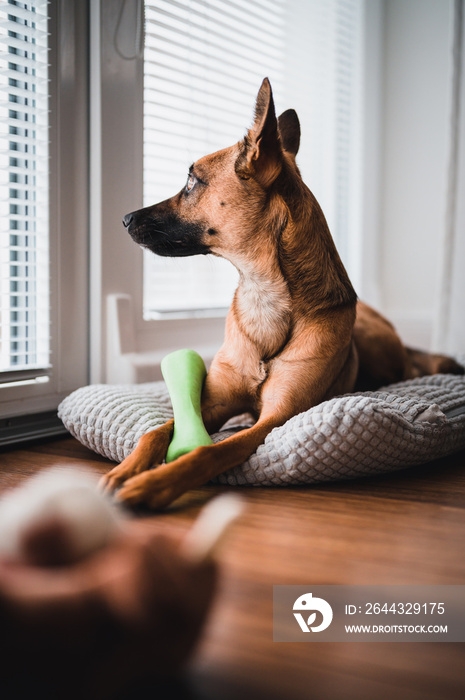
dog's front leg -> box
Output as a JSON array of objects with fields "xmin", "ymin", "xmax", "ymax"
[
  {"xmin": 114, "ymin": 414, "xmax": 280, "ymax": 509},
  {"xmin": 99, "ymin": 366, "xmax": 246, "ymax": 495},
  {"xmin": 113, "ymin": 350, "xmax": 356, "ymax": 509},
  {"xmin": 99, "ymin": 419, "xmax": 175, "ymax": 494}
]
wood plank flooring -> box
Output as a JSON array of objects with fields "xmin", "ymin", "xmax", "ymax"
[{"xmin": 1, "ymin": 436, "xmax": 465, "ymax": 699}]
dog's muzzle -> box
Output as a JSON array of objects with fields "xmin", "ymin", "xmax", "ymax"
[{"xmin": 122, "ymin": 206, "xmax": 210, "ymax": 258}]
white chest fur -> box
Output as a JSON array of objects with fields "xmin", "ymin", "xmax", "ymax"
[{"xmin": 235, "ymin": 267, "xmax": 291, "ymax": 357}]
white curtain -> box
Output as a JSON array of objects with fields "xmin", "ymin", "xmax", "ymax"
[{"xmin": 433, "ymin": 0, "xmax": 465, "ymax": 359}]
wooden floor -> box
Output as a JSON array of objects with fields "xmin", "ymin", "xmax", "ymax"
[{"xmin": 1, "ymin": 435, "xmax": 465, "ymax": 699}]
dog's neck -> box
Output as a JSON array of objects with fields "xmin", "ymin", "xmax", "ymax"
[
  {"xmin": 230, "ymin": 248, "xmax": 292, "ymax": 360},
  {"xmin": 279, "ymin": 184, "xmax": 357, "ymax": 315},
  {"xmin": 225, "ymin": 183, "xmax": 356, "ymax": 360}
]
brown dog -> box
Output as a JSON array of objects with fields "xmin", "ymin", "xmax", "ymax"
[{"xmin": 100, "ymin": 78, "xmax": 463, "ymax": 508}]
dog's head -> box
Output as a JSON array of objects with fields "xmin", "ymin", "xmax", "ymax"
[{"xmin": 123, "ymin": 78, "xmax": 301, "ymax": 264}]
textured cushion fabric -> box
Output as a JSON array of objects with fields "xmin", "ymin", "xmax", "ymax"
[{"xmin": 58, "ymin": 374, "xmax": 465, "ymax": 486}]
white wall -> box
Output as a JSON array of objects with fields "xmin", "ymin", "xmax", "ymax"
[
  {"xmin": 378, "ymin": 0, "xmax": 454, "ymax": 349},
  {"xmin": 433, "ymin": 1, "xmax": 465, "ymax": 358}
]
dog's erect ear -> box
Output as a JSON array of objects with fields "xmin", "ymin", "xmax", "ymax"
[
  {"xmin": 278, "ymin": 109, "xmax": 300, "ymax": 157},
  {"xmin": 235, "ymin": 78, "xmax": 282, "ymax": 187}
]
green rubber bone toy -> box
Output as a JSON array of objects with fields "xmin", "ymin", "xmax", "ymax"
[{"xmin": 161, "ymin": 349, "xmax": 213, "ymax": 463}]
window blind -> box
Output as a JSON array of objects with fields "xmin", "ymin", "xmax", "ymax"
[
  {"xmin": 143, "ymin": 0, "xmax": 363, "ymax": 316},
  {"xmin": 298, "ymin": 0, "xmax": 363, "ymax": 267},
  {"xmin": 143, "ymin": 0, "xmax": 285, "ymax": 316},
  {"xmin": 0, "ymin": 0, "xmax": 49, "ymax": 377}
]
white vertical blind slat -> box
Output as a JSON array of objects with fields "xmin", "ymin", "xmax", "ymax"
[{"xmin": 0, "ymin": 0, "xmax": 50, "ymax": 373}]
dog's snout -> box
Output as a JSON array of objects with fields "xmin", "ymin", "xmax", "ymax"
[{"xmin": 122, "ymin": 213, "xmax": 134, "ymax": 229}]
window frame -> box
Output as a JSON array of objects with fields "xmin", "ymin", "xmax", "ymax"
[{"xmin": 0, "ymin": 0, "xmax": 89, "ymax": 432}]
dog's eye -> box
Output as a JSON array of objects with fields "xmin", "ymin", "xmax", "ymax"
[{"xmin": 186, "ymin": 173, "xmax": 196, "ymax": 192}]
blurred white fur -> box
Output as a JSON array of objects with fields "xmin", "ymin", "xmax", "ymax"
[
  {"xmin": 0, "ymin": 468, "xmax": 126, "ymax": 561},
  {"xmin": 181, "ymin": 493, "xmax": 244, "ymax": 562}
]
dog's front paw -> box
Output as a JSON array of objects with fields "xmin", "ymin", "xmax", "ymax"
[
  {"xmin": 114, "ymin": 470, "xmax": 178, "ymax": 510},
  {"xmin": 99, "ymin": 464, "xmax": 143, "ymax": 496}
]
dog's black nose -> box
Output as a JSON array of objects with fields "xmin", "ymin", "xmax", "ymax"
[{"xmin": 122, "ymin": 213, "xmax": 134, "ymax": 228}]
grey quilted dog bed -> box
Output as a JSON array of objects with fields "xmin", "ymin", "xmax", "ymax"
[{"xmin": 58, "ymin": 374, "xmax": 465, "ymax": 486}]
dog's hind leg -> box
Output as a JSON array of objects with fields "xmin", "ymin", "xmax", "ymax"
[
  {"xmin": 353, "ymin": 301, "xmax": 464, "ymax": 389},
  {"xmin": 405, "ymin": 347, "xmax": 464, "ymax": 378}
]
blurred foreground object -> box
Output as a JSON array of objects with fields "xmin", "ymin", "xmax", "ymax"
[
  {"xmin": 0, "ymin": 470, "xmax": 242, "ymax": 698},
  {"xmin": 0, "ymin": 468, "xmax": 124, "ymax": 565}
]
